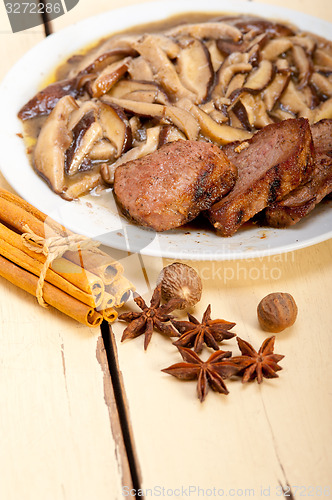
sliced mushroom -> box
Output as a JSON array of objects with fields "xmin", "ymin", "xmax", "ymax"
[
  {"xmin": 66, "ymin": 35, "xmax": 139, "ymax": 77},
  {"xmin": 90, "ymin": 57, "xmax": 131, "ymax": 97},
  {"xmin": 89, "ymin": 139, "xmax": 117, "ymax": 161},
  {"xmin": 228, "ymin": 108, "xmax": 244, "ymax": 129},
  {"xmin": 279, "ymin": 80, "xmax": 313, "ymax": 120},
  {"xmin": 217, "ymin": 31, "xmax": 267, "ymax": 58},
  {"xmin": 228, "ymin": 89, "xmax": 273, "ymax": 129},
  {"xmin": 65, "ymin": 111, "xmax": 103, "ymax": 175},
  {"xmin": 244, "ymin": 59, "xmax": 273, "ymax": 90},
  {"xmin": 212, "ymin": 52, "xmax": 252, "ymax": 98},
  {"xmin": 314, "ymin": 66, "xmax": 332, "ymax": 76},
  {"xmin": 261, "ymin": 38, "xmax": 293, "ymax": 60},
  {"xmin": 102, "ymin": 95, "xmax": 163, "ymax": 117},
  {"xmin": 263, "ymin": 70, "xmax": 291, "ymax": 111},
  {"xmin": 215, "ymin": 62, "xmax": 253, "ymax": 97},
  {"xmin": 225, "ymin": 73, "xmax": 246, "ymax": 98},
  {"xmin": 101, "ymin": 126, "xmax": 161, "ymax": 184},
  {"xmin": 129, "ymin": 116, "xmax": 144, "ymax": 143},
  {"xmin": 133, "ymin": 35, "xmax": 196, "ymax": 101},
  {"xmin": 200, "ymin": 101, "xmax": 229, "ymax": 124},
  {"xmin": 76, "ymin": 48, "xmax": 137, "ymax": 77},
  {"xmin": 120, "ymin": 89, "xmax": 162, "ymax": 104},
  {"xmin": 109, "ymin": 79, "xmax": 168, "ymax": 104},
  {"xmin": 217, "ymin": 39, "xmax": 248, "ymax": 56},
  {"xmin": 310, "ymin": 72, "xmax": 332, "ymax": 98},
  {"xmin": 18, "ymin": 78, "xmax": 80, "ymax": 120},
  {"xmin": 167, "ymin": 22, "xmax": 242, "ymax": 42},
  {"xmin": 246, "ymin": 36, "xmax": 270, "ymax": 67},
  {"xmin": 314, "ymin": 48, "xmax": 332, "ymax": 69},
  {"xmin": 102, "ymin": 96, "xmax": 199, "ymax": 140},
  {"xmin": 214, "ymin": 97, "xmax": 231, "ymax": 109},
  {"xmin": 236, "ymin": 93, "xmax": 256, "ymax": 126},
  {"xmin": 270, "ymin": 107, "xmax": 295, "ymax": 121},
  {"xmin": 176, "ymin": 38, "xmax": 214, "ymax": 103},
  {"xmin": 225, "ymin": 16, "xmax": 295, "ymax": 37},
  {"xmin": 199, "ymin": 101, "xmax": 215, "ymax": 114},
  {"xmin": 231, "ymin": 100, "xmax": 251, "ymax": 130},
  {"xmin": 313, "ymin": 97, "xmax": 332, "ymax": 121},
  {"xmin": 158, "ymin": 125, "xmax": 186, "ymax": 147},
  {"xmin": 275, "ymin": 58, "xmax": 290, "ymax": 71},
  {"xmin": 301, "ymin": 85, "xmax": 320, "ymax": 108},
  {"xmin": 209, "ymin": 109, "xmax": 229, "ymax": 124},
  {"xmin": 151, "ymin": 34, "xmax": 180, "ymax": 59},
  {"xmin": 68, "ymin": 100, "xmax": 99, "ymax": 130},
  {"xmin": 205, "ymin": 40, "xmax": 225, "ymax": 72},
  {"xmin": 34, "ymin": 95, "xmax": 78, "ymax": 194},
  {"xmin": 66, "ymin": 99, "xmax": 132, "ymax": 175},
  {"xmin": 291, "ymin": 35, "xmax": 316, "ymax": 55},
  {"xmin": 292, "ymin": 44, "xmax": 312, "ymax": 88},
  {"xmin": 97, "ymin": 102, "xmax": 132, "ymax": 156},
  {"xmin": 127, "ymin": 56, "xmax": 154, "ymax": 80},
  {"xmin": 181, "ymin": 99, "xmax": 252, "ymax": 144},
  {"xmin": 165, "ymin": 106, "xmax": 200, "ymax": 140},
  {"xmin": 250, "ymin": 95, "xmax": 274, "ymax": 128},
  {"xmin": 64, "ymin": 172, "xmax": 103, "ymax": 199}
]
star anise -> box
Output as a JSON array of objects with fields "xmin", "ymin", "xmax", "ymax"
[
  {"xmin": 171, "ymin": 304, "xmax": 236, "ymax": 353},
  {"xmin": 230, "ymin": 336, "xmax": 284, "ymax": 384},
  {"xmin": 118, "ymin": 284, "xmax": 181, "ymax": 350},
  {"xmin": 162, "ymin": 346, "xmax": 240, "ymax": 402}
]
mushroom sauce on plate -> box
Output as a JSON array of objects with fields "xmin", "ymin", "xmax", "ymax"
[{"xmin": 18, "ymin": 13, "xmax": 332, "ymax": 205}]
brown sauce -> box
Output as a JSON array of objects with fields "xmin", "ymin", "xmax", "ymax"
[{"xmin": 20, "ymin": 10, "xmax": 332, "ymax": 233}]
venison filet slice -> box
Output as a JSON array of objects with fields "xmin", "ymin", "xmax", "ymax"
[
  {"xmin": 207, "ymin": 118, "xmax": 314, "ymax": 236},
  {"xmin": 113, "ymin": 140, "xmax": 237, "ymax": 232},
  {"xmin": 263, "ymin": 119, "xmax": 332, "ymax": 227}
]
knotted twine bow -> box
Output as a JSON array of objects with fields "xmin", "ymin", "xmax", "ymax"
[{"xmin": 21, "ymin": 224, "xmax": 102, "ymax": 307}]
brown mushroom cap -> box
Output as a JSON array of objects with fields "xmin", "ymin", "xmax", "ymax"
[
  {"xmin": 18, "ymin": 78, "xmax": 80, "ymax": 120},
  {"xmin": 176, "ymin": 38, "xmax": 214, "ymax": 104},
  {"xmin": 34, "ymin": 95, "xmax": 78, "ymax": 194}
]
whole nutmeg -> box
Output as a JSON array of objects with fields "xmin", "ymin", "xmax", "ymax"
[
  {"xmin": 157, "ymin": 262, "xmax": 202, "ymax": 309},
  {"xmin": 257, "ymin": 292, "xmax": 298, "ymax": 333}
]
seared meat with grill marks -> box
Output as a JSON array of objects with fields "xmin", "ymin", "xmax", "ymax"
[
  {"xmin": 264, "ymin": 119, "xmax": 332, "ymax": 227},
  {"xmin": 113, "ymin": 140, "xmax": 237, "ymax": 231},
  {"xmin": 207, "ymin": 118, "xmax": 314, "ymax": 236}
]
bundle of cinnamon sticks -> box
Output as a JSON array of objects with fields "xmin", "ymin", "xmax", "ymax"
[{"xmin": 0, "ymin": 188, "xmax": 134, "ymax": 327}]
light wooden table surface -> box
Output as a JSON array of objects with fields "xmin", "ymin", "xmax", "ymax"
[{"xmin": 0, "ymin": 1, "xmax": 331, "ymax": 499}]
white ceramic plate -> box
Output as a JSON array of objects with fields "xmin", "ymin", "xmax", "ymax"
[{"xmin": 0, "ymin": 0, "xmax": 331, "ymax": 260}]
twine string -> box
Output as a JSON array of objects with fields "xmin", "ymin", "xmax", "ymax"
[{"xmin": 21, "ymin": 225, "xmax": 102, "ymax": 307}]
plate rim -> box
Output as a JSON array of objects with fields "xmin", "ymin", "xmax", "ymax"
[{"xmin": 0, "ymin": 0, "xmax": 331, "ymax": 261}]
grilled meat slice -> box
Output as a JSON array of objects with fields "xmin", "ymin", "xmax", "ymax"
[
  {"xmin": 207, "ymin": 118, "xmax": 314, "ymax": 236},
  {"xmin": 264, "ymin": 119, "xmax": 332, "ymax": 227},
  {"xmin": 113, "ymin": 140, "xmax": 237, "ymax": 231}
]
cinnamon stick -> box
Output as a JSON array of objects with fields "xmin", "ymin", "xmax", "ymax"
[
  {"xmin": 0, "ymin": 223, "xmax": 104, "ymax": 307},
  {"xmin": 0, "ymin": 188, "xmax": 68, "ymax": 236},
  {"xmin": 0, "ymin": 188, "xmax": 133, "ymax": 325},
  {"xmin": 99, "ymin": 293, "xmax": 118, "ymax": 322},
  {"xmin": 65, "ymin": 249, "xmax": 123, "ymax": 284},
  {"xmin": 0, "ymin": 188, "xmax": 124, "ymax": 288},
  {"xmin": 0, "ymin": 255, "xmax": 103, "ymax": 327},
  {"xmin": 106, "ymin": 275, "xmax": 134, "ymax": 307}
]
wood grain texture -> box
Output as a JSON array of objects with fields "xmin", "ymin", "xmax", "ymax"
[
  {"xmin": 0, "ymin": 272, "xmax": 131, "ymax": 500},
  {"xmin": 50, "ymin": 0, "xmax": 332, "ymax": 495},
  {"xmin": 1, "ymin": 0, "xmax": 332, "ymax": 498},
  {"xmin": 0, "ymin": 11, "xmax": 132, "ymax": 496},
  {"xmin": 112, "ymin": 240, "xmax": 332, "ymax": 495}
]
